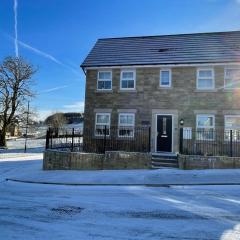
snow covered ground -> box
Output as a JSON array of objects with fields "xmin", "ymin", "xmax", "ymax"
[
  {"xmin": 0, "ymin": 138, "xmax": 45, "ymax": 154},
  {"xmin": 1, "ymin": 150, "xmax": 240, "ymax": 185},
  {"xmin": 1, "ymin": 155, "xmax": 240, "ymax": 239}
]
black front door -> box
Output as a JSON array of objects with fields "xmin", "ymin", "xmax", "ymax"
[{"xmin": 156, "ymin": 115, "xmax": 172, "ymax": 152}]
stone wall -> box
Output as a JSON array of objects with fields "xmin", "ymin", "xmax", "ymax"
[
  {"xmin": 104, "ymin": 151, "xmax": 151, "ymax": 169},
  {"xmin": 84, "ymin": 66, "xmax": 240, "ymax": 152},
  {"xmin": 178, "ymin": 154, "xmax": 240, "ymax": 170},
  {"xmin": 43, "ymin": 150, "xmax": 151, "ymax": 170},
  {"xmin": 43, "ymin": 150, "xmax": 104, "ymax": 170}
]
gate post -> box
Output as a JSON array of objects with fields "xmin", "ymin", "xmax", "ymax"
[
  {"xmin": 45, "ymin": 128, "xmax": 50, "ymax": 149},
  {"xmin": 179, "ymin": 128, "xmax": 183, "ymax": 154},
  {"xmin": 230, "ymin": 129, "xmax": 233, "ymax": 157},
  {"xmin": 71, "ymin": 128, "xmax": 74, "ymax": 152},
  {"xmin": 103, "ymin": 125, "xmax": 107, "ymax": 153},
  {"xmin": 148, "ymin": 126, "xmax": 151, "ymax": 153}
]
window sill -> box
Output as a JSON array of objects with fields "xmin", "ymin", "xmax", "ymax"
[
  {"xmin": 158, "ymin": 86, "xmax": 173, "ymax": 90},
  {"xmin": 118, "ymin": 89, "xmax": 137, "ymax": 93},
  {"xmin": 95, "ymin": 90, "xmax": 113, "ymax": 93},
  {"xmin": 93, "ymin": 136, "xmax": 111, "ymax": 139},
  {"xmin": 223, "ymin": 89, "xmax": 240, "ymax": 92},
  {"xmin": 194, "ymin": 89, "xmax": 217, "ymax": 93},
  {"xmin": 117, "ymin": 136, "xmax": 135, "ymax": 140}
]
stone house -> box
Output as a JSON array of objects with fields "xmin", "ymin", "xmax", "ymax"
[
  {"xmin": 81, "ymin": 31, "xmax": 240, "ymax": 155},
  {"xmin": 0, "ymin": 118, "xmax": 21, "ymax": 138}
]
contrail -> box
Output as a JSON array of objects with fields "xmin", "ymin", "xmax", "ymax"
[
  {"xmin": 18, "ymin": 40, "xmax": 62, "ymax": 65},
  {"xmin": 14, "ymin": 0, "xmax": 18, "ymax": 57},
  {"xmin": 17, "ymin": 39, "xmax": 80, "ymax": 76},
  {"xmin": 4, "ymin": 32, "xmax": 80, "ymax": 75},
  {"xmin": 40, "ymin": 85, "xmax": 69, "ymax": 94}
]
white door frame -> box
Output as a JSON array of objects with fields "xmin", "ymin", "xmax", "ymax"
[{"xmin": 155, "ymin": 114, "xmax": 174, "ymax": 153}]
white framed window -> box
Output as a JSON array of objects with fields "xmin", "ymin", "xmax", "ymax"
[
  {"xmin": 197, "ymin": 68, "xmax": 215, "ymax": 90},
  {"xmin": 160, "ymin": 69, "xmax": 171, "ymax": 87},
  {"xmin": 224, "ymin": 68, "xmax": 240, "ymax": 89},
  {"xmin": 95, "ymin": 113, "xmax": 110, "ymax": 136},
  {"xmin": 97, "ymin": 71, "xmax": 112, "ymax": 90},
  {"xmin": 196, "ymin": 114, "xmax": 215, "ymax": 140},
  {"xmin": 118, "ymin": 113, "xmax": 135, "ymax": 137},
  {"xmin": 224, "ymin": 115, "xmax": 240, "ymax": 141},
  {"xmin": 120, "ymin": 70, "xmax": 136, "ymax": 90}
]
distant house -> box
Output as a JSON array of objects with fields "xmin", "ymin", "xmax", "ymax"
[
  {"xmin": 45, "ymin": 112, "xmax": 83, "ymax": 127},
  {"xmin": 0, "ymin": 118, "xmax": 21, "ymax": 138},
  {"xmin": 64, "ymin": 112, "xmax": 84, "ymax": 124},
  {"xmin": 6, "ymin": 122, "xmax": 21, "ymax": 138},
  {"xmin": 81, "ymin": 31, "xmax": 240, "ymax": 155}
]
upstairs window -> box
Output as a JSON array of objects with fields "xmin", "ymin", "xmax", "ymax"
[
  {"xmin": 120, "ymin": 70, "xmax": 136, "ymax": 90},
  {"xmin": 224, "ymin": 68, "xmax": 240, "ymax": 89},
  {"xmin": 197, "ymin": 68, "xmax": 214, "ymax": 90},
  {"xmin": 95, "ymin": 113, "xmax": 110, "ymax": 136},
  {"xmin": 97, "ymin": 71, "xmax": 112, "ymax": 90},
  {"xmin": 118, "ymin": 113, "xmax": 135, "ymax": 137},
  {"xmin": 196, "ymin": 114, "xmax": 215, "ymax": 140},
  {"xmin": 160, "ymin": 69, "xmax": 171, "ymax": 87},
  {"xmin": 225, "ymin": 115, "xmax": 240, "ymax": 141}
]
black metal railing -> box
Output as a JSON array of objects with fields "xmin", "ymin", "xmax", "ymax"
[
  {"xmin": 46, "ymin": 126, "xmax": 151, "ymax": 154},
  {"xmin": 179, "ymin": 128, "xmax": 240, "ymax": 157}
]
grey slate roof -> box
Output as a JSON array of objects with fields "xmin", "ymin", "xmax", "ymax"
[{"xmin": 81, "ymin": 31, "xmax": 240, "ymax": 68}]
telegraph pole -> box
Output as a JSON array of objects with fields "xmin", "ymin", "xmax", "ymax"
[{"xmin": 24, "ymin": 101, "xmax": 30, "ymax": 153}]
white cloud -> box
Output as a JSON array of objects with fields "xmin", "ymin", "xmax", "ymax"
[
  {"xmin": 14, "ymin": 0, "xmax": 18, "ymax": 57},
  {"xmin": 63, "ymin": 101, "xmax": 85, "ymax": 112}
]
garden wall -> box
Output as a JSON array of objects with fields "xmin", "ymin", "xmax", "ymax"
[
  {"xmin": 178, "ymin": 154, "xmax": 240, "ymax": 170},
  {"xmin": 43, "ymin": 150, "xmax": 151, "ymax": 170}
]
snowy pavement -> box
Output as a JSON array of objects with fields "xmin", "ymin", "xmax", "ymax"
[
  {"xmin": 0, "ymin": 155, "xmax": 240, "ymax": 239},
  {"xmin": 3, "ymin": 156, "xmax": 240, "ymax": 185}
]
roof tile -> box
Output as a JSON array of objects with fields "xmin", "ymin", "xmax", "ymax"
[{"xmin": 81, "ymin": 31, "xmax": 240, "ymax": 67}]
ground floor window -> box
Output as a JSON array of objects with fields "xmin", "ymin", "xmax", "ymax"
[
  {"xmin": 196, "ymin": 114, "xmax": 215, "ymax": 140},
  {"xmin": 224, "ymin": 115, "xmax": 240, "ymax": 141},
  {"xmin": 95, "ymin": 113, "xmax": 110, "ymax": 136},
  {"xmin": 118, "ymin": 113, "xmax": 135, "ymax": 137}
]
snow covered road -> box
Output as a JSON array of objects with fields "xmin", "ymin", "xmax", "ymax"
[{"xmin": 0, "ymin": 158, "xmax": 240, "ymax": 239}]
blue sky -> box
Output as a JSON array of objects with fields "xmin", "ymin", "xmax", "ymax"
[{"xmin": 1, "ymin": 0, "xmax": 240, "ymax": 120}]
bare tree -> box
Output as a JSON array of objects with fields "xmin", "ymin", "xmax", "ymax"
[
  {"xmin": 0, "ymin": 56, "xmax": 36, "ymax": 147},
  {"xmin": 45, "ymin": 112, "xmax": 67, "ymax": 129}
]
